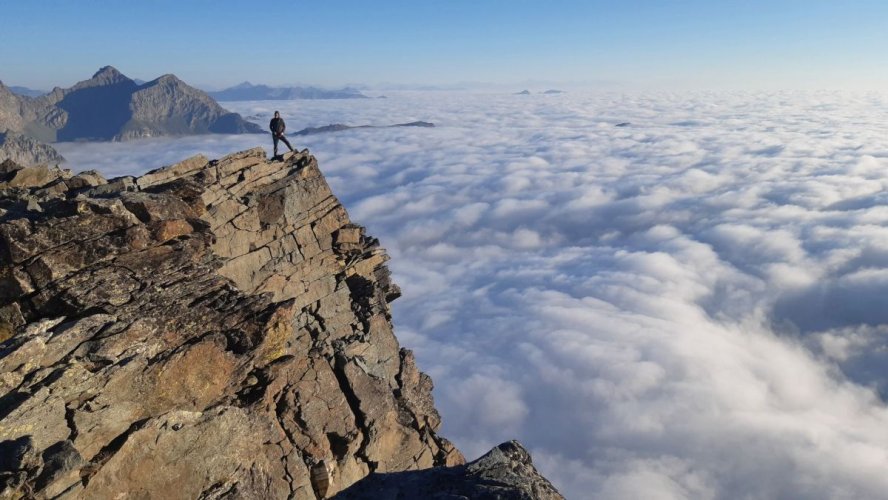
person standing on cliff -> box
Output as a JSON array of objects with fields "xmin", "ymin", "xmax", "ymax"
[{"xmin": 269, "ymin": 111, "xmax": 294, "ymax": 157}]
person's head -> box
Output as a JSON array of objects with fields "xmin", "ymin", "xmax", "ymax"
[{"xmin": 274, "ymin": 111, "xmax": 280, "ymax": 118}]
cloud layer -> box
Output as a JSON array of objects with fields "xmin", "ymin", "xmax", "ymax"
[{"xmin": 56, "ymin": 91, "xmax": 888, "ymax": 499}]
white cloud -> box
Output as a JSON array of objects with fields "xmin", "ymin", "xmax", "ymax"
[{"xmin": 56, "ymin": 90, "xmax": 888, "ymax": 499}]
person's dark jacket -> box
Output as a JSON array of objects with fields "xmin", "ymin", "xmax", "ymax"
[{"xmin": 270, "ymin": 117, "xmax": 285, "ymax": 135}]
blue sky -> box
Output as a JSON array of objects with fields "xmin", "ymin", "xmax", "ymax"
[{"xmin": 3, "ymin": 0, "xmax": 888, "ymax": 90}]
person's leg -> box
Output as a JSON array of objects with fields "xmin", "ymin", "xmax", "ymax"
[
  {"xmin": 272, "ymin": 135, "xmax": 280, "ymax": 156},
  {"xmin": 280, "ymin": 135, "xmax": 294, "ymax": 152}
]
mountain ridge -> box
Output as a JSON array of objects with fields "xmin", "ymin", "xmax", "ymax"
[
  {"xmin": 6, "ymin": 86, "xmax": 46, "ymax": 98},
  {"xmin": 0, "ymin": 66, "xmax": 262, "ymax": 144},
  {"xmin": 209, "ymin": 82, "xmax": 368, "ymax": 101},
  {"xmin": 292, "ymin": 121, "xmax": 435, "ymax": 137}
]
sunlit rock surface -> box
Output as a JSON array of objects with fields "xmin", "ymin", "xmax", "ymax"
[{"xmin": 0, "ymin": 148, "xmax": 559, "ymax": 499}]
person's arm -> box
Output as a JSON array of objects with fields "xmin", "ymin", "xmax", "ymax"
[
  {"xmin": 269, "ymin": 119, "xmax": 275, "ymax": 133},
  {"xmin": 281, "ymin": 120, "xmax": 286, "ymax": 134}
]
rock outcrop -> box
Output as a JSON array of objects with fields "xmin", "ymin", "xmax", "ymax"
[
  {"xmin": 333, "ymin": 441, "xmax": 562, "ymax": 499},
  {"xmin": 0, "ymin": 67, "xmax": 261, "ymax": 143},
  {"xmin": 0, "ymin": 131, "xmax": 65, "ymax": 167},
  {"xmin": 0, "ymin": 149, "xmax": 561, "ymax": 499}
]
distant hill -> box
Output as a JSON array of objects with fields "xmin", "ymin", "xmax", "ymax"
[
  {"xmin": 543, "ymin": 89, "xmax": 564, "ymax": 94},
  {"xmin": 8, "ymin": 86, "xmax": 46, "ymax": 98},
  {"xmin": 0, "ymin": 66, "xmax": 262, "ymax": 143},
  {"xmin": 209, "ymin": 82, "xmax": 369, "ymax": 101},
  {"xmin": 515, "ymin": 90, "xmax": 531, "ymax": 95},
  {"xmin": 292, "ymin": 121, "xmax": 434, "ymax": 136}
]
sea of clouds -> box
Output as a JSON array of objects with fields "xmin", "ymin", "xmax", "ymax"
[{"xmin": 55, "ymin": 90, "xmax": 888, "ymax": 499}]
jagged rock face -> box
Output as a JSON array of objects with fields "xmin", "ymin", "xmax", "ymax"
[
  {"xmin": 0, "ymin": 84, "xmax": 29, "ymax": 135},
  {"xmin": 0, "ymin": 131, "xmax": 65, "ymax": 166},
  {"xmin": 334, "ymin": 441, "xmax": 563, "ymax": 500},
  {"xmin": 0, "ymin": 149, "xmax": 464, "ymax": 499},
  {"xmin": 0, "ymin": 67, "xmax": 262, "ymax": 143},
  {"xmin": 0, "ymin": 82, "xmax": 69, "ymax": 144},
  {"xmin": 119, "ymin": 73, "xmax": 263, "ymax": 140}
]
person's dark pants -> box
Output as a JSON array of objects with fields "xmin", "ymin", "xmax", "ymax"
[{"xmin": 272, "ymin": 133, "xmax": 293, "ymax": 156}]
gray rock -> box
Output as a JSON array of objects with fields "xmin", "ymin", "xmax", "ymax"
[
  {"xmin": 0, "ymin": 436, "xmax": 42, "ymax": 495},
  {"xmin": 333, "ymin": 441, "xmax": 564, "ymax": 499},
  {"xmin": 82, "ymin": 175, "xmax": 135, "ymax": 197},
  {"xmin": 0, "ymin": 436, "xmax": 40, "ymax": 473},
  {"xmin": 66, "ymin": 170, "xmax": 107, "ymax": 190},
  {"xmin": 0, "ymin": 163, "xmax": 70, "ymax": 189},
  {"xmin": 34, "ymin": 440, "xmax": 84, "ymax": 496}
]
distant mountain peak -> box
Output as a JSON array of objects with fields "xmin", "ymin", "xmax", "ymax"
[
  {"xmin": 154, "ymin": 74, "xmax": 182, "ymax": 85},
  {"xmin": 90, "ymin": 66, "xmax": 131, "ymax": 85},
  {"xmin": 93, "ymin": 65, "xmax": 122, "ymax": 78},
  {"xmin": 232, "ymin": 81, "xmax": 254, "ymax": 89}
]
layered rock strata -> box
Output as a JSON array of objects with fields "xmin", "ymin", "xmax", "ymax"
[{"xmin": 0, "ymin": 149, "xmax": 562, "ymax": 499}]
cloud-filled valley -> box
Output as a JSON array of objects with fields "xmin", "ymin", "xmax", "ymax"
[{"xmin": 55, "ymin": 90, "xmax": 888, "ymax": 499}]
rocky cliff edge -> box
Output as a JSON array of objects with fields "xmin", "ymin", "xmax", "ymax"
[{"xmin": 0, "ymin": 149, "xmax": 561, "ymax": 499}]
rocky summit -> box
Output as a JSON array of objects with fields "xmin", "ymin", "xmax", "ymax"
[{"xmin": 0, "ymin": 149, "xmax": 562, "ymax": 499}]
